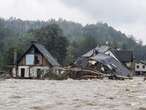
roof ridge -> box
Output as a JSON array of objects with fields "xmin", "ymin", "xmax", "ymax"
[{"xmin": 34, "ymin": 43, "xmax": 60, "ymax": 66}]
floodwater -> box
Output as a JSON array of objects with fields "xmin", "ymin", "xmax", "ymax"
[{"xmin": 0, "ymin": 78, "xmax": 146, "ymax": 110}]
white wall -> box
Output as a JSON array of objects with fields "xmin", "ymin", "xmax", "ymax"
[
  {"xmin": 12, "ymin": 67, "xmax": 17, "ymax": 77},
  {"xmin": 135, "ymin": 63, "xmax": 146, "ymax": 72},
  {"xmin": 17, "ymin": 66, "xmax": 50, "ymax": 78},
  {"xmin": 29, "ymin": 66, "xmax": 50, "ymax": 78},
  {"xmin": 18, "ymin": 66, "xmax": 29, "ymax": 78}
]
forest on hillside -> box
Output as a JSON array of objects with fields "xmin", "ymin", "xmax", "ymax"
[{"xmin": 0, "ymin": 17, "xmax": 146, "ymax": 70}]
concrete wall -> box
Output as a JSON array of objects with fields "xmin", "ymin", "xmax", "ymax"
[
  {"xmin": 18, "ymin": 66, "xmax": 29, "ymax": 78},
  {"xmin": 12, "ymin": 67, "xmax": 17, "ymax": 77},
  {"xmin": 16, "ymin": 66, "xmax": 50, "ymax": 78},
  {"xmin": 135, "ymin": 63, "xmax": 146, "ymax": 72},
  {"xmin": 29, "ymin": 66, "xmax": 50, "ymax": 78}
]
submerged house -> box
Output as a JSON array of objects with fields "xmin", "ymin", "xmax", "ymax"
[
  {"xmin": 12, "ymin": 42, "xmax": 60, "ymax": 79},
  {"xmin": 75, "ymin": 46, "xmax": 133, "ymax": 76}
]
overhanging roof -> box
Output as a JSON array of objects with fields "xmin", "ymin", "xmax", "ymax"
[
  {"xmin": 17, "ymin": 43, "xmax": 60, "ymax": 66},
  {"xmin": 34, "ymin": 43, "xmax": 60, "ymax": 66}
]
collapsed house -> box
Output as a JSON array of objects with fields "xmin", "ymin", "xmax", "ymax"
[
  {"xmin": 75, "ymin": 46, "xmax": 133, "ymax": 77},
  {"xmin": 12, "ymin": 42, "xmax": 60, "ymax": 79}
]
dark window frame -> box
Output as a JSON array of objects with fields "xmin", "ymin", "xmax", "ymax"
[{"xmin": 137, "ymin": 65, "xmax": 140, "ymax": 69}]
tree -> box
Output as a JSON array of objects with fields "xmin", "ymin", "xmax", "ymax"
[
  {"xmin": 65, "ymin": 36, "xmax": 97, "ymax": 64},
  {"xmin": 32, "ymin": 23, "xmax": 68, "ymax": 64},
  {"xmin": 65, "ymin": 45, "xmax": 76, "ymax": 64},
  {"xmin": 78, "ymin": 36, "xmax": 97, "ymax": 56}
]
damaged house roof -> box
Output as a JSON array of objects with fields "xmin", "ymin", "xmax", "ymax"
[
  {"xmin": 76, "ymin": 45, "xmax": 131, "ymax": 76},
  {"xmin": 110, "ymin": 49, "xmax": 133, "ymax": 63},
  {"xmin": 82, "ymin": 46, "xmax": 110, "ymax": 57},
  {"xmin": 90, "ymin": 53, "xmax": 130, "ymax": 76},
  {"xmin": 83, "ymin": 45, "xmax": 133, "ymax": 63}
]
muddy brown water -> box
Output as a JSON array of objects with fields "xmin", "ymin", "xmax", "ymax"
[{"xmin": 0, "ymin": 78, "xmax": 146, "ymax": 110}]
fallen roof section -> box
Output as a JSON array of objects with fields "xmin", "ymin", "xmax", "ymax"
[
  {"xmin": 82, "ymin": 45, "xmax": 110, "ymax": 57},
  {"xmin": 90, "ymin": 53, "xmax": 130, "ymax": 76},
  {"xmin": 110, "ymin": 49, "xmax": 133, "ymax": 63}
]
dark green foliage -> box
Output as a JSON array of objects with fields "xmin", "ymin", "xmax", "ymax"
[
  {"xmin": 31, "ymin": 24, "xmax": 68, "ymax": 64},
  {"xmin": 0, "ymin": 18, "xmax": 146, "ymax": 71},
  {"xmin": 0, "ymin": 20, "xmax": 19, "ymax": 69},
  {"xmin": 44, "ymin": 70, "xmax": 68, "ymax": 80},
  {"xmin": 65, "ymin": 36, "xmax": 97, "ymax": 64}
]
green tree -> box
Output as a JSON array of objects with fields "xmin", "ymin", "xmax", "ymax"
[
  {"xmin": 65, "ymin": 45, "xmax": 76, "ymax": 64},
  {"xmin": 32, "ymin": 23, "xmax": 68, "ymax": 64}
]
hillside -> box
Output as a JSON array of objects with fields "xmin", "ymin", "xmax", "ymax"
[
  {"xmin": 0, "ymin": 17, "xmax": 146, "ymax": 69},
  {"xmin": 0, "ymin": 18, "xmax": 141, "ymax": 45}
]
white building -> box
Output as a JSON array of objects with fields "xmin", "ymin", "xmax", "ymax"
[
  {"xmin": 135, "ymin": 61, "xmax": 146, "ymax": 75},
  {"xmin": 12, "ymin": 42, "xmax": 60, "ymax": 79}
]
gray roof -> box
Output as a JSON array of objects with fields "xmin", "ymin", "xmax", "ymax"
[
  {"xmin": 83, "ymin": 46, "xmax": 110, "ymax": 57},
  {"xmin": 76, "ymin": 45, "xmax": 131, "ymax": 76},
  {"xmin": 90, "ymin": 53, "xmax": 130, "ymax": 76},
  {"xmin": 34, "ymin": 43, "xmax": 60, "ymax": 66},
  {"xmin": 110, "ymin": 49, "xmax": 133, "ymax": 63},
  {"xmin": 74, "ymin": 57, "xmax": 89, "ymax": 68},
  {"xmin": 135, "ymin": 60, "xmax": 146, "ymax": 65}
]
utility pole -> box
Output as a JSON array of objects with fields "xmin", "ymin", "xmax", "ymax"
[{"xmin": 13, "ymin": 48, "xmax": 17, "ymax": 77}]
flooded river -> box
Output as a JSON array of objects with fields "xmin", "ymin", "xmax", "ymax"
[{"xmin": 0, "ymin": 78, "xmax": 146, "ymax": 110}]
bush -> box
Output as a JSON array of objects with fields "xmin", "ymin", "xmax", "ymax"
[{"xmin": 44, "ymin": 69, "xmax": 69, "ymax": 80}]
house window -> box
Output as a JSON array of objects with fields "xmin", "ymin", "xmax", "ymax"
[
  {"xmin": 137, "ymin": 65, "xmax": 140, "ymax": 69},
  {"xmin": 35, "ymin": 55, "xmax": 40, "ymax": 64},
  {"xmin": 143, "ymin": 65, "xmax": 145, "ymax": 69},
  {"xmin": 26, "ymin": 54, "xmax": 34, "ymax": 65}
]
